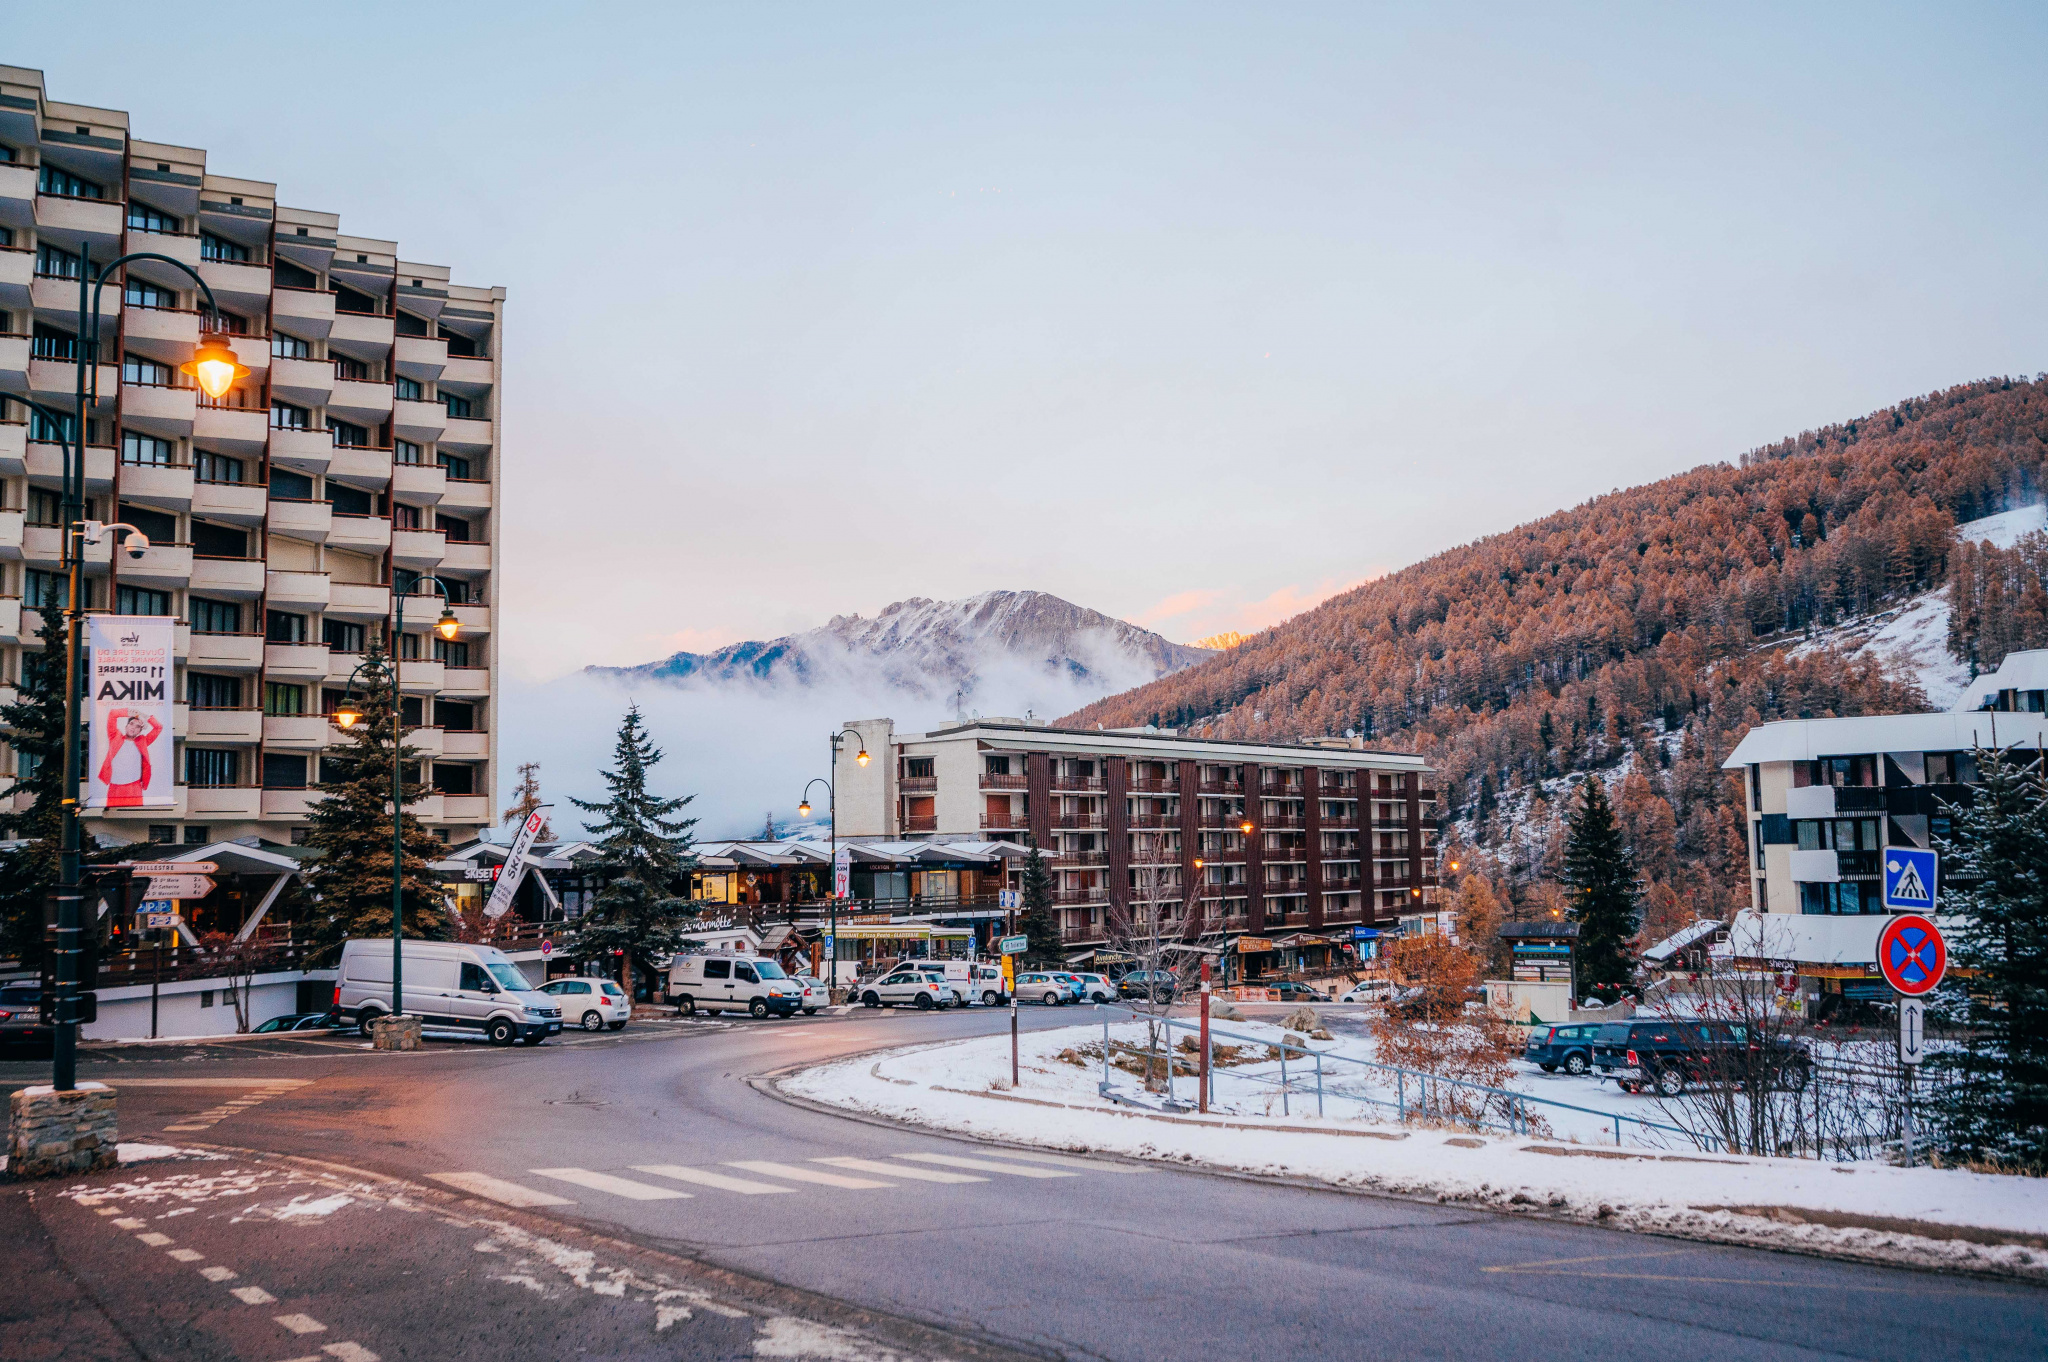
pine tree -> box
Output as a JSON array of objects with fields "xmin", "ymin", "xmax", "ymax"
[
  {"xmin": 568, "ymin": 704, "xmax": 700, "ymax": 1001},
  {"xmin": 303, "ymin": 641, "xmax": 451, "ymax": 959},
  {"xmin": 1561, "ymin": 777, "xmax": 1640, "ymax": 1000},
  {"xmin": 1929, "ymin": 746, "xmax": 2048, "ymax": 1172},
  {"xmin": 0, "ymin": 609, "xmax": 68, "ymax": 966},
  {"xmin": 500, "ymin": 760, "xmax": 553, "ymax": 840},
  {"xmin": 1016, "ymin": 836, "xmax": 1060, "ymax": 966}
]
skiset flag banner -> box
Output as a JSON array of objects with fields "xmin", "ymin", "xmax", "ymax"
[
  {"xmin": 86, "ymin": 615, "xmax": 174, "ymax": 810},
  {"xmin": 485, "ymin": 805, "xmax": 553, "ymax": 918}
]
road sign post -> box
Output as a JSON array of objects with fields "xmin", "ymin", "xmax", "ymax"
[
  {"xmin": 998, "ymin": 934, "xmax": 1028, "ymax": 956},
  {"xmin": 1877, "ymin": 915, "xmax": 1945, "ymax": 1168},
  {"xmin": 1900, "ymin": 995, "xmax": 1926, "ymax": 1169}
]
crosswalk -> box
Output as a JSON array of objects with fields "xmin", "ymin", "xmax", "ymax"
[{"xmin": 430, "ymin": 1147, "xmax": 1147, "ymax": 1209}]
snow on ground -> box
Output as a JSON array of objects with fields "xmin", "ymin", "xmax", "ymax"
[
  {"xmin": 1957, "ymin": 502, "xmax": 2048, "ymax": 550},
  {"xmin": 784, "ymin": 1019, "xmax": 2048, "ymax": 1279},
  {"xmin": 1789, "ymin": 589, "xmax": 1970, "ymax": 708}
]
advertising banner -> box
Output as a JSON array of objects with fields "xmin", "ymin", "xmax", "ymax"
[
  {"xmin": 86, "ymin": 615, "xmax": 174, "ymax": 809},
  {"xmin": 484, "ymin": 805, "xmax": 552, "ymax": 918},
  {"xmin": 833, "ymin": 845, "xmax": 851, "ymax": 899}
]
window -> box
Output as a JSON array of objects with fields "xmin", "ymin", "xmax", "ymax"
[
  {"xmin": 38, "ymin": 164, "xmax": 103, "ymax": 198},
  {"xmin": 262, "ymin": 753, "xmax": 309, "ymax": 788},
  {"xmin": 121, "ymin": 431, "xmax": 175, "ymax": 466},
  {"xmin": 25, "ymin": 569, "xmax": 63, "ymax": 611},
  {"xmin": 127, "ymin": 204, "xmax": 180, "ymax": 233},
  {"xmin": 330, "ymin": 419, "xmax": 369, "ymax": 448},
  {"xmin": 212, "ymin": 310, "xmax": 250, "ymax": 335},
  {"xmin": 275, "ymin": 258, "xmax": 318, "ymax": 290},
  {"xmin": 322, "ymin": 620, "xmax": 364, "ymax": 653},
  {"xmin": 702, "ymin": 959, "xmax": 731, "ymax": 981},
  {"xmin": 395, "ymin": 439, "xmax": 424, "ymax": 465},
  {"xmin": 269, "ymin": 468, "xmax": 314, "ymax": 499},
  {"xmin": 188, "ymin": 597, "xmax": 243, "ymax": 637},
  {"xmin": 187, "ymin": 673, "xmax": 241, "ymax": 708},
  {"xmin": 436, "ymin": 577, "xmax": 471, "ymax": 604},
  {"xmin": 433, "ymin": 763, "xmax": 475, "ymax": 795},
  {"xmin": 436, "ymin": 515, "xmax": 470, "ymax": 541},
  {"xmin": 394, "ymin": 376, "xmax": 422, "ymax": 401},
  {"xmin": 124, "ymin": 278, "xmax": 177, "ymax": 309},
  {"xmin": 395, "ymin": 311, "xmax": 430, "ymax": 337},
  {"xmin": 459, "ymin": 963, "xmax": 492, "ymax": 993},
  {"xmin": 185, "ymin": 748, "xmax": 241, "ymax": 787},
  {"xmin": 905, "ymin": 757, "xmax": 936, "ymax": 779},
  {"xmin": 398, "ymin": 632, "xmax": 421, "ymax": 660},
  {"xmin": 333, "ymin": 355, "xmax": 369, "ymax": 380},
  {"xmin": 271, "ymin": 334, "xmax": 312, "ymax": 359},
  {"xmin": 327, "ymin": 483, "xmax": 373, "ymax": 516},
  {"xmin": 266, "ymin": 610, "xmax": 308, "ymax": 644},
  {"xmin": 31, "ymin": 326, "xmax": 80, "ymax": 362},
  {"xmin": 120, "ymin": 504, "xmax": 177, "ymax": 543},
  {"xmin": 434, "ymin": 638, "xmax": 470, "ymax": 668},
  {"xmin": 147, "ymin": 824, "xmax": 177, "ymax": 844},
  {"xmin": 199, "ymin": 233, "xmax": 249, "ymax": 262},
  {"xmin": 34, "ymin": 242, "xmax": 81, "ymax": 279},
  {"xmin": 393, "ymin": 503, "xmax": 422, "ymax": 529},
  {"xmin": 265, "ymin": 682, "xmax": 306, "ymax": 715},
  {"xmin": 194, "ymin": 451, "xmax": 243, "ymax": 483},
  {"xmin": 442, "ymin": 393, "xmax": 472, "ymax": 419},
  {"xmin": 333, "ymin": 284, "xmax": 379, "ymax": 315},
  {"xmin": 439, "ymin": 326, "xmax": 478, "ymax": 357},
  {"xmin": 122, "ymin": 354, "xmax": 174, "ymax": 387},
  {"xmin": 191, "ymin": 522, "xmax": 249, "ymax": 558},
  {"xmin": 117, "ymin": 585, "xmax": 171, "ymax": 616},
  {"xmin": 436, "ymin": 700, "xmax": 476, "ymax": 731},
  {"xmin": 1800, "ymin": 882, "xmax": 1881, "ymax": 915},
  {"xmin": 436, "ymin": 453, "xmax": 471, "ymax": 479},
  {"xmin": 271, "ymin": 401, "xmax": 311, "ymax": 430}
]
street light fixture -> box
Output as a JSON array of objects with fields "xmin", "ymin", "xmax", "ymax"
[
  {"xmin": 800, "ymin": 728, "xmax": 872, "ymax": 996},
  {"xmin": 180, "ymin": 332, "xmax": 249, "ymax": 400}
]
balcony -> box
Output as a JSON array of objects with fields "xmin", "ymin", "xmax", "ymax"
[
  {"xmin": 0, "ymin": 595, "xmax": 19, "ymax": 644},
  {"xmin": 980, "ymin": 814, "xmax": 1024, "ymax": 831},
  {"xmin": 0, "ymin": 334, "xmax": 24, "ymax": 390},
  {"xmin": 27, "ymin": 439, "xmax": 115, "ymax": 493},
  {"xmin": 326, "ymin": 514, "xmax": 391, "ymax": 552},
  {"xmin": 0, "ymin": 507, "xmax": 20, "ymax": 559},
  {"xmin": 121, "ymin": 304, "xmax": 201, "ymax": 351},
  {"xmin": 36, "ymin": 191, "xmax": 124, "ymax": 241},
  {"xmin": 329, "ymin": 377, "xmax": 393, "ymax": 424},
  {"xmin": 391, "ymin": 461, "xmax": 446, "ymax": 506},
  {"xmin": 0, "ymin": 421, "xmax": 21, "ymax": 477},
  {"xmin": 271, "ymin": 285, "xmax": 335, "ymax": 338},
  {"xmin": 391, "ymin": 397, "xmax": 447, "ymax": 443},
  {"xmin": 261, "ymin": 789, "xmax": 320, "ymax": 820},
  {"xmin": 123, "ymin": 540, "xmax": 194, "ymax": 589},
  {"xmin": 118, "ymin": 459, "xmax": 195, "ymax": 511},
  {"xmin": 329, "ymin": 309, "xmax": 394, "ymax": 349},
  {"xmin": 188, "ymin": 707, "xmax": 262, "ymax": 744},
  {"xmin": 899, "ymin": 775, "xmax": 937, "ymax": 793},
  {"xmin": 1198, "ymin": 780, "xmax": 1243, "ymax": 795},
  {"xmin": 390, "ymin": 527, "xmax": 446, "ymax": 570},
  {"xmin": 903, "ymin": 815, "xmax": 938, "ymax": 833},
  {"xmin": 32, "ymin": 274, "xmax": 116, "ymax": 324},
  {"xmin": 1127, "ymin": 777, "xmax": 1180, "ymax": 794},
  {"xmin": 398, "ymin": 659, "xmax": 445, "ymax": 694},
  {"xmin": 267, "ymin": 425, "xmax": 332, "ymax": 474},
  {"xmin": 440, "ymin": 794, "xmax": 491, "ymax": 825},
  {"xmin": 189, "ymin": 555, "xmax": 265, "ymax": 598},
  {"xmin": 263, "ymin": 714, "xmax": 330, "ymax": 748},
  {"xmin": 0, "ymin": 163, "xmax": 31, "ymax": 222},
  {"xmin": 406, "ymin": 726, "xmax": 446, "ymax": 759},
  {"xmin": 327, "ymin": 582, "xmax": 392, "ymax": 621},
  {"xmin": 269, "ymin": 354, "xmax": 333, "ymax": 406},
  {"xmin": 29, "ymin": 357, "xmax": 116, "ymax": 408},
  {"xmin": 192, "ymin": 404, "xmax": 269, "ymax": 455},
  {"xmin": 438, "ymin": 354, "xmax": 493, "ymax": 388},
  {"xmin": 187, "ymin": 786, "xmax": 260, "ymax": 819},
  {"xmin": 393, "ymin": 334, "xmax": 447, "ymax": 381},
  {"xmin": 187, "ymin": 630, "xmax": 264, "ymax": 671},
  {"xmin": 191, "ymin": 479, "xmax": 266, "ymax": 525},
  {"xmin": 980, "ymin": 773, "xmax": 1030, "ymax": 790},
  {"xmin": 326, "ymin": 443, "xmax": 392, "ymax": 488},
  {"xmin": 438, "ymin": 414, "xmax": 493, "ymax": 453},
  {"xmin": 1051, "ymin": 776, "xmax": 1104, "ymax": 792},
  {"xmin": 442, "ymin": 729, "xmax": 489, "ymax": 759},
  {"xmin": 25, "ymin": 525, "xmax": 109, "ymax": 568},
  {"xmin": 196, "ymin": 257, "xmax": 271, "ymax": 312},
  {"xmin": 439, "ymin": 667, "xmax": 490, "ymax": 698},
  {"xmin": 265, "ymin": 569, "xmax": 330, "ymax": 608},
  {"xmin": 266, "ymin": 497, "xmax": 332, "ymax": 543},
  {"xmin": 264, "ymin": 642, "xmax": 330, "ymax": 681}
]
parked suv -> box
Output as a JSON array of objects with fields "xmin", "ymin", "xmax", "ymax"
[
  {"xmin": 859, "ymin": 966, "xmax": 951, "ymax": 1010},
  {"xmin": 1117, "ymin": 970, "xmax": 1179, "ymax": 1003},
  {"xmin": 1592, "ymin": 1019, "xmax": 1812, "ymax": 1096},
  {"xmin": 1524, "ymin": 1022, "xmax": 1600, "ymax": 1075}
]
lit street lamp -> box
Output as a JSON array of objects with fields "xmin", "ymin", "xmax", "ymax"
[{"xmin": 796, "ymin": 729, "xmax": 868, "ymax": 993}]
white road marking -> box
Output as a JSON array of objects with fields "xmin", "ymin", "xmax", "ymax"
[
  {"xmin": 529, "ymin": 1168, "xmax": 691, "ymax": 1201},
  {"xmin": 631, "ymin": 1164, "xmax": 795, "ymax": 1195},
  {"xmin": 135, "ymin": 1232, "xmax": 174, "ymax": 1247},
  {"xmin": 274, "ymin": 1313, "xmax": 327, "ymax": 1334},
  {"xmin": 899, "ymin": 1153, "xmax": 1077, "ymax": 1178},
  {"xmin": 166, "ymin": 1249, "xmax": 205, "ymax": 1262},
  {"xmin": 985, "ymin": 1149, "xmax": 1154, "ymax": 1173},
  {"xmin": 725, "ymin": 1161, "xmax": 896, "ymax": 1189},
  {"xmin": 90, "ymin": 1078, "xmax": 312, "ymax": 1089},
  {"xmin": 427, "ymin": 1172, "xmax": 574, "ymax": 1208},
  {"xmin": 200, "ymin": 1265, "xmax": 238, "ymax": 1282},
  {"xmin": 229, "ymin": 1285, "xmax": 277, "ymax": 1305},
  {"xmin": 814, "ymin": 1157, "xmax": 987, "ymax": 1184}
]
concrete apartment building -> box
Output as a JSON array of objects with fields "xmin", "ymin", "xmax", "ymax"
[
  {"xmin": 0, "ymin": 68, "xmax": 501, "ymax": 847},
  {"xmin": 833, "ymin": 717, "xmax": 1440, "ymax": 948}
]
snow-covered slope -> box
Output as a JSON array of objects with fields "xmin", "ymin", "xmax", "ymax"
[{"xmin": 588, "ymin": 590, "xmax": 1210, "ymax": 706}]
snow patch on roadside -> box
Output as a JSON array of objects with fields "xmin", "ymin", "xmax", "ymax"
[{"xmin": 752, "ymin": 1316, "xmax": 916, "ymax": 1361}]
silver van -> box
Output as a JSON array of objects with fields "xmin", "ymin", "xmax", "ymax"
[
  {"xmin": 668, "ymin": 951, "xmax": 804, "ymax": 1018},
  {"xmin": 336, "ymin": 938, "xmax": 562, "ymax": 1046}
]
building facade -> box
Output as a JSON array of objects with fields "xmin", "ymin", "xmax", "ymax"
[
  {"xmin": 0, "ymin": 68, "xmax": 501, "ymax": 847},
  {"xmin": 834, "ymin": 717, "xmax": 1439, "ymax": 948}
]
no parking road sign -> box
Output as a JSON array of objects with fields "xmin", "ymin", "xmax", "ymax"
[
  {"xmin": 1877, "ymin": 913, "xmax": 1947, "ymax": 997},
  {"xmin": 1882, "ymin": 847, "xmax": 1937, "ymax": 912}
]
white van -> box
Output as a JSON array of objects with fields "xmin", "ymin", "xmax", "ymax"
[
  {"xmin": 336, "ymin": 939, "xmax": 562, "ymax": 1046},
  {"xmin": 668, "ymin": 951, "xmax": 804, "ymax": 1018}
]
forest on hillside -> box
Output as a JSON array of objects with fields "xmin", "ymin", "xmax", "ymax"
[{"xmin": 1067, "ymin": 376, "xmax": 2048, "ymax": 939}]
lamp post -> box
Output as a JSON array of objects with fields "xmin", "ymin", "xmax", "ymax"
[
  {"xmin": 331, "ymin": 580, "xmax": 461, "ymax": 1026},
  {"xmin": 40, "ymin": 248, "xmax": 247, "ymax": 1094},
  {"xmin": 796, "ymin": 728, "xmax": 868, "ymax": 995}
]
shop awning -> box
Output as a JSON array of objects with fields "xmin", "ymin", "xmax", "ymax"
[{"xmin": 826, "ymin": 922, "xmax": 974, "ymax": 941}]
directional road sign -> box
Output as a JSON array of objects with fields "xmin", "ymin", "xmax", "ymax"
[
  {"xmin": 1899, "ymin": 997, "xmax": 1926, "ymax": 1065},
  {"xmin": 1877, "ymin": 913, "xmax": 1947, "ymax": 997},
  {"xmin": 145, "ymin": 874, "xmax": 215, "ymax": 900},
  {"xmin": 997, "ymin": 889, "xmax": 1021, "ymax": 909},
  {"xmin": 1883, "ymin": 848, "xmax": 1938, "ymax": 912},
  {"xmin": 129, "ymin": 861, "xmax": 216, "ymax": 876},
  {"xmin": 998, "ymin": 934, "xmax": 1029, "ymax": 956}
]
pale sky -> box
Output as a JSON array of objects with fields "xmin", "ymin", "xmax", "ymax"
[{"xmin": 19, "ymin": 4, "xmax": 2048, "ymax": 679}]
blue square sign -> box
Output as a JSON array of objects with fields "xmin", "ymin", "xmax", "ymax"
[{"xmin": 1883, "ymin": 847, "xmax": 1938, "ymax": 912}]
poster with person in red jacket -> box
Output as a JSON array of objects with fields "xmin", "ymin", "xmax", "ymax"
[{"xmin": 86, "ymin": 615, "xmax": 175, "ymax": 810}]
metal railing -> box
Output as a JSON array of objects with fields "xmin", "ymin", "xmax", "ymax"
[{"xmin": 1088, "ymin": 1004, "xmax": 1708, "ymax": 1149}]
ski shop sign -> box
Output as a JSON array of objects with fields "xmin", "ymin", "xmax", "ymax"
[{"xmin": 86, "ymin": 615, "xmax": 174, "ymax": 810}]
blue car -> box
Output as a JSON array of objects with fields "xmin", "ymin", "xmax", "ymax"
[{"xmin": 1015, "ymin": 971, "xmax": 1084, "ymax": 1006}]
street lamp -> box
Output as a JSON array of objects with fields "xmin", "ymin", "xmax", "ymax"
[
  {"xmin": 42, "ymin": 248, "xmax": 242, "ymax": 1095},
  {"xmin": 331, "ymin": 577, "xmax": 461, "ymax": 1028},
  {"xmin": 798, "ymin": 728, "xmax": 870, "ymax": 995}
]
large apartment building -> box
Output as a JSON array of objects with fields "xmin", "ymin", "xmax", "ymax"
[
  {"xmin": 834, "ymin": 717, "xmax": 1440, "ymax": 947},
  {"xmin": 0, "ymin": 68, "xmax": 501, "ymax": 847}
]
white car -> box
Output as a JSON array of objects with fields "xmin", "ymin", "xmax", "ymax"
[
  {"xmin": 858, "ymin": 967, "xmax": 950, "ymax": 1010},
  {"xmin": 793, "ymin": 974, "xmax": 825, "ymax": 1015},
  {"xmin": 1068, "ymin": 972, "xmax": 1117, "ymax": 1004},
  {"xmin": 1340, "ymin": 979, "xmax": 1394, "ymax": 1004},
  {"xmin": 541, "ymin": 977, "xmax": 631, "ymax": 1031}
]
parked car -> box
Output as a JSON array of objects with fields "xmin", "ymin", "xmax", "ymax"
[
  {"xmin": 541, "ymin": 977, "xmax": 632, "ymax": 1031},
  {"xmin": 961, "ymin": 963, "xmax": 1009, "ymax": 1006},
  {"xmin": 1524, "ymin": 1022, "xmax": 1600, "ymax": 1075},
  {"xmin": 793, "ymin": 974, "xmax": 826, "ymax": 1014},
  {"xmin": 0, "ymin": 984, "xmax": 50, "ymax": 1050},
  {"xmin": 858, "ymin": 964, "xmax": 953, "ymax": 1010},
  {"xmin": 1339, "ymin": 979, "xmax": 1394, "ymax": 1004},
  {"xmin": 1264, "ymin": 981, "xmax": 1329, "ymax": 1002},
  {"xmin": 1066, "ymin": 972, "xmax": 1117, "ymax": 1004},
  {"xmin": 1592, "ymin": 1019, "xmax": 1812, "ymax": 1096},
  {"xmin": 1015, "ymin": 971, "xmax": 1084, "ymax": 1006},
  {"xmin": 251, "ymin": 1011, "xmax": 348, "ymax": 1034},
  {"xmin": 337, "ymin": 939, "xmax": 562, "ymax": 1045},
  {"xmin": 1117, "ymin": 970, "xmax": 1179, "ymax": 1003},
  {"xmin": 669, "ymin": 953, "xmax": 804, "ymax": 1018}
]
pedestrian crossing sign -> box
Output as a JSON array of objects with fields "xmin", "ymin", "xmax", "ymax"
[{"xmin": 1883, "ymin": 848, "xmax": 1937, "ymax": 911}]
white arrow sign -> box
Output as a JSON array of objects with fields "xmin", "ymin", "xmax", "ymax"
[
  {"xmin": 130, "ymin": 861, "xmax": 217, "ymax": 875},
  {"xmin": 146, "ymin": 874, "xmax": 216, "ymax": 900}
]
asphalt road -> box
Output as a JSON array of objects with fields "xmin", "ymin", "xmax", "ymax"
[{"xmin": 5, "ymin": 1007, "xmax": 2044, "ymax": 1361}]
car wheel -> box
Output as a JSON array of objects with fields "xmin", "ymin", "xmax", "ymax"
[
  {"xmin": 1655, "ymin": 1067, "xmax": 1686, "ymax": 1097},
  {"xmin": 581, "ymin": 1010, "xmax": 604, "ymax": 1032},
  {"xmin": 913, "ymin": 993, "xmax": 934, "ymax": 1011},
  {"xmin": 357, "ymin": 1008, "xmax": 381, "ymax": 1036},
  {"xmin": 486, "ymin": 1018, "xmax": 516, "ymax": 1046},
  {"xmin": 749, "ymin": 998, "xmax": 769, "ymax": 1019},
  {"xmin": 607, "ymin": 1020, "xmax": 627, "ymax": 1030},
  {"xmin": 1564, "ymin": 1053, "xmax": 1589, "ymax": 1076},
  {"xmin": 676, "ymin": 996, "xmax": 696, "ymax": 1017},
  {"xmin": 803, "ymin": 1008, "xmax": 818, "ymax": 1016},
  {"xmin": 1539, "ymin": 1064, "xmax": 1557, "ymax": 1073},
  {"xmin": 982, "ymin": 991, "xmax": 999, "ymax": 1006},
  {"xmin": 1044, "ymin": 992, "xmax": 1060, "ymax": 1006},
  {"xmin": 863, "ymin": 991, "xmax": 881, "ymax": 1008}
]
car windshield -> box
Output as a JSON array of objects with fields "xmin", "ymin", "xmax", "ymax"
[
  {"xmin": 485, "ymin": 962, "xmax": 528, "ymax": 992},
  {"xmin": 754, "ymin": 961, "xmax": 787, "ymax": 979}
]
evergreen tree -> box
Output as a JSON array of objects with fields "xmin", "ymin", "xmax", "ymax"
[
  {"xmin": 1561, "ymin": 777, "xmax": 1640, "ymax": 1000},
  {"xmin": 500, "ymin": 760, "xmax": 554, "ymax": 840},
  {"xmin": 303, "ymin": 641, "xmax": 451, "ymax": 959},
  {"xmin": 1929, "ymin": 746, "xmax": 2048, "ymax": 1172},
  {"xmin": 0, "ymin": 609, "xmax": 68, "ymax": 967},
  {"xmin": 1015, "ymin": 836, "xmax": 1060, "ymax": 966},
  {"xmin": 568, "ymin": 704, "xmax": 700, "ymax": 1001}
]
